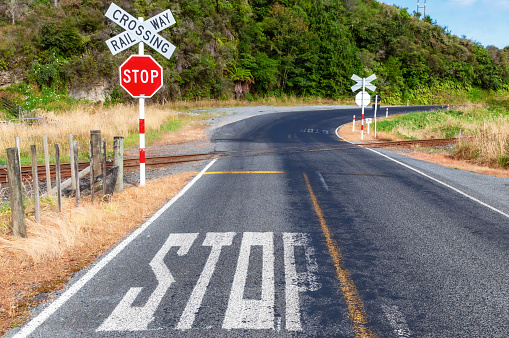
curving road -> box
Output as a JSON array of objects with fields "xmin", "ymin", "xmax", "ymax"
[{"xmin": 10, "ymin": 106, "xmax": 509, "ymax": 337}]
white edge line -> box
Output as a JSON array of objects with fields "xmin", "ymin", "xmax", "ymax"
[
  {"xmin": 13, "ymin": 159, "xmax": 218, "ymax": 338},
  {"xmin": 335, "ymin": 125, "xmax": 509, "ymax": 220}
]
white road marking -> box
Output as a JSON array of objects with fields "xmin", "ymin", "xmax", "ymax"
[
  {"xmin": 12, "ymin": 159, "xmax": 217, "ymax": 338},
  {"xmin": 176, "ymin": 232, "xmax": 236, "ymax": 330},
  {"xmin": 382, "ymin": 305, "xmax": 412, "ymax": 337},
  {"xmin": 283, "ymin": 233, "xmax": 321, "ymax": 331},
  {"xmin": 334, "ymin": 127, "xmax": 509, "ymax": 220},
  {"xmin": 223, "ymin": 232, "xmax": 275, "ymax": 329},
  {"xmin": 316, "ymin": 171, "xmax": 329, "ymax": 191},
  {"xmin": 97, "ymin": 233, "xmax": 198, "ymax": 331}
]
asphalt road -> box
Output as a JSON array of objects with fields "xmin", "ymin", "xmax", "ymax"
[{"xmin": 10, "ymin": 106, "xmax": 509, "ymax": 337}]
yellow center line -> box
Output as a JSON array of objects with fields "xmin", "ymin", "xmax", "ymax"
[
  {"xmin": 204, "ymin": 171, "xmax": 286, "ymax": 175},
  {"xmin": 303, "ymin": 173, "xmax": 376, "ymax": 338}
]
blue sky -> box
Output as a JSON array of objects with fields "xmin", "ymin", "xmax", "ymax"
[{"xmin": 378, "ymin": 0, "xmax": 509, "ymax": 48}]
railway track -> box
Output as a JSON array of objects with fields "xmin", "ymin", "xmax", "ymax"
[
  {"xmin": 0, "ymin": 138, "xmax": 462, "ymax": 184},
  {"xmin": 0, "ymin": 152, "xmax": 219, "ymax": 184},
  {"xmin": 358, "ymin": 137, "xmax": 464, "ymax": 148}
]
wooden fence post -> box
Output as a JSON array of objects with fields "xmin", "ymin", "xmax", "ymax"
[
  {"xmin": 15, "ymin": 136, "xmax": 20, "ymax": 166},
  {"xmin": 43, "ymin": 135, "xmax": 52, "ymax": 195},
  {"xmin": 102, "ymin": 138, "xmax": 107, "ymax": 197},
  {"xmin": 69, "ymin": 134, "xmax": 76, "ymax": 190},
  {"xmin": 73, "ymin": 141, "xmax": 80, "ymax": 207},
  {"xmin": 113, "ymin": 137, "xmax": 124, "ymax": 193},
  {"xmin": 7, "ymin": 148, "xmax": 26, "ymax": 238},
  {"xmin": 30, "ymin": 145, "xmax": 41, "ymax": 223},
  {"xmin": 90, "ymin": 130, "xmax": 102, "ymax": 177},
  {"xmin": 54, "ymin": 143, "xmax": 62, "ymax": 212},
  {"xmin": 90, "ymin": 140, "xmax": 94, "ymax": 202}
]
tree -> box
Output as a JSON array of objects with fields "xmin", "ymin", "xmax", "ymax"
[{"xmin": 5, "ymin": 0, "xmax": 32, "ymax": 25}]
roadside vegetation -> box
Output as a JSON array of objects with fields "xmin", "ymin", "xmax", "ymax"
[
  {"xmin": 0, "ymin": 95, "xmax": 342, "ymax": 166},
  {"xmin": 376, "ymin": 98, "xmax": 509, "ymax": 169}
]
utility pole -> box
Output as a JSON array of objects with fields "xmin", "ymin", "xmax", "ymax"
[{"xmin": 417, "ymin": 0, "xmax": 426, "ymax": 18}]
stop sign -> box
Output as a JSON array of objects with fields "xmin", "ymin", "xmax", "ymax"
[{"xmin": 119, "ymin": 55, "xmax": 163, "ymax": 98}]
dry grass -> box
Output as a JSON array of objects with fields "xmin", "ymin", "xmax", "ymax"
[
  {"xmin": 453, "ymin": 120, "xmax": 509, "ymax": 167},
  {"xmin": 152, "ymin": 124, "xmax": 208, "ymax": 146},
  {"xmin": 0, "ymin": 171, "xmax": 196, "ymax": 334},
  {"xmin": 403, "ymin": 151, "xmax": 509, "ymax": 178},
  {"xmin": 163, "ymin": 97, "xmax": 350, "ymax": 111},
  {"xmin": 338, "ymin": 120, "xmax": 509, "ymax": 177},
  {"xmin": 0, "ymin": 104, "xmax": 184, "ymax": 164}
]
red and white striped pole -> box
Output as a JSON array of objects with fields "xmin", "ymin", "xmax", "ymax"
[
  {"xmin": 140, "ymin": 97, "xmax": 146, "ymax": 186},
  {"xmin": 361, "ymin": 110, "xmax": 364, "ymax": 140},
  {"xmin": 386, "ymin": 107, "xmax": 388, "ymax": 118},
  {"xmin": 139, "ymin": 17, "xmax": 146, "ymax": 186},
  {"xmin": 361, "ymin": 78, "xmax": 365, "ymax": 140},
  {"xmin": 352, "ymin": 115, "xmax": 355, "ymax": 131}
]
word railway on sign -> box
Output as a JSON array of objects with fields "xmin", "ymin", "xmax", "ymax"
[
  {"xmin": 105, "ymin": 3, "xmax": 176, "ymax": 59},
  {"xmin": 351, "ymin": 74, "xmax": 377, "ymax": 140}
]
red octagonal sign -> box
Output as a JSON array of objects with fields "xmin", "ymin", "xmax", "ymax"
[{"xmin": 119, "ymin": 55, "xmax": 163, "ymax": 98}]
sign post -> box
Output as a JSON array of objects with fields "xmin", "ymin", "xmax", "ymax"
[
  {"xmin": 366, "ymin": 118, "xmax": 372, "ymax": 135},
  {"xmin": 105, "ymin": 4, "xmax": 176, "ymax": 186},
  {"xmin": 372, "ymin": 94, "xmax": 381, "ymax": 139},
  {"xmin": 351, "ymin": 74, "xmax": 376, "ymax": 140}
]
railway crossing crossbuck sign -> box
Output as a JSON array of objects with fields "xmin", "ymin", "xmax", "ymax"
[
  {"xmin": 351, "ymin": 74, "xmax": 377, "ymax": 140},
  {"xmin": 105, "ymin": 3, "xmax": 176, "ymax": 59},
  {"xmin": 105, "ymin": 3, "xmax": 177, "ymax": 186}
]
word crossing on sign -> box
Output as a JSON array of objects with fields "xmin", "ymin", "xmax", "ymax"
[{"xmin": 105, "ymin": 3, "xmax": 176, "ymax": 59}]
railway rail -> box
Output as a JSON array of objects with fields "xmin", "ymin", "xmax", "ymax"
[
  {"xmin": 358, "ymin": 137, "xmax": 464, "ymax": 148},
  {"xmin": 0, "ymin": 153, "xmax": 219, "ymax": 184}
]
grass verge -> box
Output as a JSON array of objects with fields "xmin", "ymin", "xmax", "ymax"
[{"xmin": 338, "ymin": 104, "xmax": 509, "ymax": 177}]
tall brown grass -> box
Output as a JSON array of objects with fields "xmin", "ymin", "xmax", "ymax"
[
  {"xmin": 453, "ymin": 119, "xmax": 509, "ymax": 167},
  {"xmin": 0, "ymin": 104, "xmax": 182, "ymax": 164}
]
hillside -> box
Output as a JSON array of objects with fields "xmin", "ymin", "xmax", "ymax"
[{"xmin": 1, "ymin": 0, "xmax": 508, "ymax": 109}]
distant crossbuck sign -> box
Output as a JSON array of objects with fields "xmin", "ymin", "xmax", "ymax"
[
  {"xmin": 105, "ymin": 3, "xmax": 176, "ymax": 59},
  {"xmin": 351, "ymin": 74, "xmax": 376, "ymax": 92}
]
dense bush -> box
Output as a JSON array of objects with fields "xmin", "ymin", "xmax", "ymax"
[{"xmin": 1, "ymin": 0, "xmax": 509, "ymax": 105}]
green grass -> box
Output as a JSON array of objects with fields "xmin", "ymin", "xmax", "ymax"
[
  {"xmin": 4, "ymin": 83, "xmax": 83, "ymax": 113},
  {"xmin": 123, "ymin": 118, "xmax": 185, "ymax": 150},
  {"xmin": 377, "ymin": 109, "xmax": 487, "ymax": 139}
]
